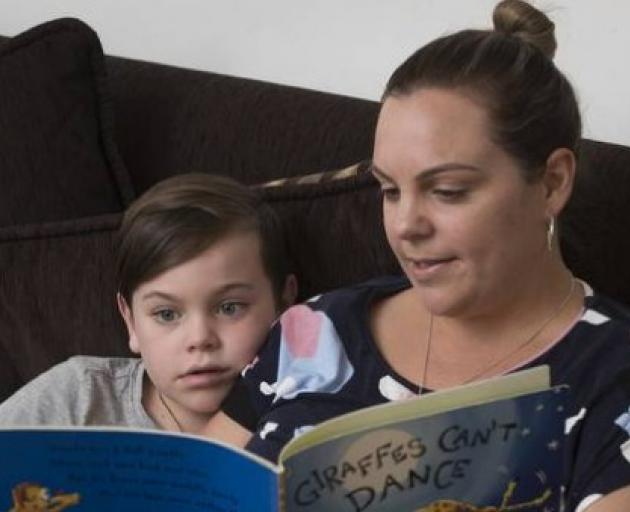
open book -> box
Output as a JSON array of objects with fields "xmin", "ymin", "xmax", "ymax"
[{"xmin": 0, "ymin": 365, "xmax": 567, "ymax": 512}]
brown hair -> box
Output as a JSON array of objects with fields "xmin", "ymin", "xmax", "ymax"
[
  {"xmin": 383, "ymin": 0, "xmax": 581, "ymax": 181},
  {"xmin": 116, "ymin": 173, "xmax": 291, "ymax": 307}
]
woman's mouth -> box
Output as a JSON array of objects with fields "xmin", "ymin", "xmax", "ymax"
[{"xmin": 406, "ymin": 257, "xmax": 456, "ymax": 281}]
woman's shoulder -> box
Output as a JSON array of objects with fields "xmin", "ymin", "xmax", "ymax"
[
  {"xmin": 547, "ymin": 286, "xmax": 630, "ymax": 383},
  {"xmin": 573, "ymin": 287, "xmax": 630, "ymax": 351},
  {"xmin": 583, "ymin": 288, "xmax": 630, "ymax": 327}
]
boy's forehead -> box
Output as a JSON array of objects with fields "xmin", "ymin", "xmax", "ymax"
[{"xmin": 132, "ymin": 232, "xmax": 270, "ymax": 300}]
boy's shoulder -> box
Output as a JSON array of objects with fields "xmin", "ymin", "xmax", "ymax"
[
  {"xmin": 63, "ymin": 355, "xmax": 142, "ymax": 376},
  {"xmin": 5, "ymin": 356, "xmax": 141, "ymax": 400}
]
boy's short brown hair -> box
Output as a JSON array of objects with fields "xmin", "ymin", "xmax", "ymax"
[{"xmin": 116, "ymin": 173, "xmax": 291, "ymax": 307}]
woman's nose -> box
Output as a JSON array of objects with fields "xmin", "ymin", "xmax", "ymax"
[{"xmin": 392, "ymin": 195, "xmax": 433, "ymax": 240}]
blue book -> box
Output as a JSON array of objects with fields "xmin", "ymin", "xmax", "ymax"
[{"xmin": 0, "ymin": 365, "xmax": 566, "ymax": 512}]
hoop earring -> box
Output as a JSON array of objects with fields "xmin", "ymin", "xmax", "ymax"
[{"xmin": 547, "ymin": 217, "xmax": 555, "ymax": 252}]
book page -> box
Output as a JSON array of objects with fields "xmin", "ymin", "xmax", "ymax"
[{"xmin": 0, "ymin": 428, "xmax": 280, "ymax": 512}]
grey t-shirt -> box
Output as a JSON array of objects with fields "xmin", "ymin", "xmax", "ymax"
[{"xmin": 0, "ymin": 356, "xmax": 156, "ymax": 429}]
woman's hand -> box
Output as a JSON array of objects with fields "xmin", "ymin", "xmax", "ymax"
[{"xmin": 583, "ymin": 485, "xmax": 630, "ymax": 511}]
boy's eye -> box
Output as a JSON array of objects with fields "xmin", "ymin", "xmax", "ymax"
[
  {"xmin": 152, "ymin": 308, "xmax": 180, "ymax": 324},
  {"xmin": 217, "ymin": 301, "xmax": 247, "ymax": 317}
]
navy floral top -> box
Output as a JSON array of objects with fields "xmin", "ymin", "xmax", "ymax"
[{"xmin": 222, "ymin": 276, "xmax": 630, "ymax": 511}]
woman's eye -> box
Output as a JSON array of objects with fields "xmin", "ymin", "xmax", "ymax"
[
  {"xmin": 152, "ymin": 308, "xmax": 180, "ymax": 324},
  {"xmin": 433, "ymin": 188, "xmax": 467, "ymax": 201},
  {"xmin": 380, "ymin": 187, "xmax": 400, "ymax": 201},
  {"xmin": 217, "ymin": 301, "xmax": 247, "ymax": 317}
]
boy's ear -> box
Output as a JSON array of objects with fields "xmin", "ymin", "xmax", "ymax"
[
  {"xmin": 117, "ymin": 293, "xmax": 140, "ymax": 354},
  {"xmin": 280, "ymin": 274, "xmax": 298, "ymax": 310}
]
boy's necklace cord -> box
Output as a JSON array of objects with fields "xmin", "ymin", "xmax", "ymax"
[{"xmin": 158, "ymin": 392, "xmax": 184, "ymax": 432}]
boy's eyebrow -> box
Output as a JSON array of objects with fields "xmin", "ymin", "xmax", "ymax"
[
  {"xmin": 140, "ymin": 283, "xmax": 255, "ymax": 302},
  {"xmin": 140, "ymin": 291, "xmax": 179, "ymax": 302},
  {"xmin": 370, "ymin": 162, "xmax": 482, "ymax": 183},
  {"xmin": 212, "ymin": 283, "xmax": 256, "ymax": 295}
]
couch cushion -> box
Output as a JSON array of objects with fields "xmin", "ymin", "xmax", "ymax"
[
  {"xmin": 105, "ymin": 55, "xmax": 379, "ymax": 195},
  {"xmin": 0, "ymin": 215, "xmax": 130, "ymax": 403},
  {"xmin": 560, "ymin": 140, "xmax": 630, "ymax": 307},
  {"xmin": 0, "ymin": 18, "xmax": 134, "ymax": 228},
  {"xmin": 259, "ymin": 161, "xmax": 402, "ymax": 301}
]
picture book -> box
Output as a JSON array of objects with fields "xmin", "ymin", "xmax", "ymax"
[{"xmin": 0, "ymin": 365, "xmax": 567, "ymax": 512}]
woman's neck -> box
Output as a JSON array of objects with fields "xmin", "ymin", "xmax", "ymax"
[{"xmin": 422, "ymin": 266, "xmax": 583, "ymax": 388}]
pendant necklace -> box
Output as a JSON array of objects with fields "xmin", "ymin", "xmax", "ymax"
[{"xmin": 418, "ymin": 278, "xmax": 577, "ymax": 395}]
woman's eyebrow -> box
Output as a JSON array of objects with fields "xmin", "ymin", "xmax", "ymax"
[
  {"xmin": 370, "ymin": 162, "xmax": 481, "ymax": 183},
  {"xmin": 369, "ymin": 164, "xmax": 393, "ymax": 182}
]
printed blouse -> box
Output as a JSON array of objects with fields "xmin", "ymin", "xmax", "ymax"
[{"xmin": 222, "ymin": 276, "xmax": 630, "ymax": 510}]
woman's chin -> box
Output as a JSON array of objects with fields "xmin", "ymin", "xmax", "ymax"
[{"xmin": 409, "ymin": 285, "xmax": 474, "ymax": 318}]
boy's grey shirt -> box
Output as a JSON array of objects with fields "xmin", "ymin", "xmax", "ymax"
[{"xmin": 0, "ymin": 356, "xmax": 156, "ymax": 429}]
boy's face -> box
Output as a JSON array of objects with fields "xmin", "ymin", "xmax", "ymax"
[{"xmin": 118, "ymin": 230, "xmax": 281, "ymax": 432}]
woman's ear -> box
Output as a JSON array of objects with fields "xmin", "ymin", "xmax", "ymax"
[
  {"xmin": 280, "ymin": 274, "xmax": 298, "ymax": 311},
  {"xmin": 542, "ymin": 147, "xmax": 576, "ymax": 216},
  {"xmin": 117, "ymin": 293, "xmax": 140, "ymax": 354}
]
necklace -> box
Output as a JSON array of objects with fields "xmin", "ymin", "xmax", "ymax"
[
  {"xmin": 158, "ymin": 392, "xmax": 184, "ymax": 432},
  {"xmin": 418, "ymin": 278, "xmax": 577, "ymax": 395}
]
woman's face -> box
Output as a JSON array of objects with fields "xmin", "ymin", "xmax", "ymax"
[{"xmin": 372, "ymin": 88, "xmax": 550, "ymax": 317}]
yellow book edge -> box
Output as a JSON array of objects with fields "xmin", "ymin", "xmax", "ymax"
[{"xmin": 279, "ymin": 365, "xmax": 550, "ymax": 462}]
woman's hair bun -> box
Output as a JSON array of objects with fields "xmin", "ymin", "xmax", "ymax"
[{"xmin": 493, "ymin": 0, "xmax": 556, "ymax": 58}]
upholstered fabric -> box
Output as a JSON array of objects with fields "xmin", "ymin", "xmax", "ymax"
[
  {"xmin": 0, "ymin": 214, "xmax": 129, "ymax": 402},
  {"xmin": 261, "ymin": 168, "xmax": 401, "ymax": 301},
  {"xmin": 0, "ymin": 18, "xmax": 134, "ymax": 228},
  {"xmin": 561, "ymin": 141, "xmax": 630, "ymax": 306},
  {"xmin": 105, "ymin": 56, "xmax": 379, "ymax": 194}
]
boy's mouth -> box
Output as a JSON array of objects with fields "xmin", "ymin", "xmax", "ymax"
[{"xmin": 179, "ymin": 365, "xmax": 231, "ymax": 387}]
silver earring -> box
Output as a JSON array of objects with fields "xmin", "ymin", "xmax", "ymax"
[{"xmin": 547, "ymin": 217, "xmax": 555, "ymax": 252}]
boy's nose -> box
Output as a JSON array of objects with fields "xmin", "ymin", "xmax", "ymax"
[{"xmin": 186, "ymin": 315, "xmax": 220, "ymax": 351}]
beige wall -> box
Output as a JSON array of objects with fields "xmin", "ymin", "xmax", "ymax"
[{"xmin": 1, "ymin": 0, "xmax": 628, "ymax": 145}]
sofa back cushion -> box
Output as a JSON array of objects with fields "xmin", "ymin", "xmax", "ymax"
[
  {"xmin": 0, "ymin": 18, "xmax": 134, "ymax": 228},
  {"xmin": 105, "ymin": 55, "xmax": 380, "ymax": 195},
  {"xmin": 560, "ymin": 140, "xmax": 630, "ymax": 306},
  {"xmin": 0, "ymin": 216, "xmax": 129, "ymax": 402},
  {"xmin": 261, "ymin": 164, "xmax": 401, "ymax": 301},
  {"xmin": 0, "ymin": 18, "xmax": 135, "ymax": 401}
]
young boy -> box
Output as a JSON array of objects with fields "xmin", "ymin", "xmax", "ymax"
[{"xmin": 0, "ymin": 173, "xmax": 296, "ymax": 434}]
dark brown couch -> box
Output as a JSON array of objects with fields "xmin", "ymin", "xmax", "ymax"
[{"xmin": 1, "ymin": 18, "xmax": 629, "ymax": 403}]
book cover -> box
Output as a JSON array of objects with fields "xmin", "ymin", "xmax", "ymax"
[
  {"xmin": 0, "ymin": 365, "xmax": 566, "ymax": 512},
  {"xmin": 0, "ymin": 428, "xmax": 280, "ymax": 512}
]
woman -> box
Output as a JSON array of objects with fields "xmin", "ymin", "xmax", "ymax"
[{"xmin": 206, "ymin": 1, "xmax": 630, "ymax": 509}]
